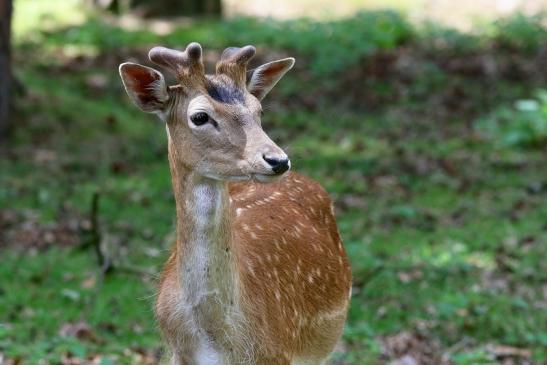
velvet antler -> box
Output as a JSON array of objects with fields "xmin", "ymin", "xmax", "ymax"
[
  {"xmin": 216, "ymin": 45, "xmax": 256, "ymax": 87},
  {"xmin": 147, "ymin": 43, "xmax": 260, "ymax": 92},
  {"xmin": 149, "ymin": 42, "xmax": 205, "ymax": 86}
]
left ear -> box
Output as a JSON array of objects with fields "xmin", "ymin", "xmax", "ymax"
[
  {"xmin": 119, "ymin": 62, "xmax": 169, "ymax": 113},
  {"xmin": 247, "ymin": 58, "xmax": 295, "ymax": 100}
]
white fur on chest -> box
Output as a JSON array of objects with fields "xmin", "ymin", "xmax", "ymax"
[
  {"xmin": 175, "ymin": 179, "xmax": 248, "ymax": 364},
  {"xmin": 180, "ymin": 182, "xmax": 224, "ymax": 305}
]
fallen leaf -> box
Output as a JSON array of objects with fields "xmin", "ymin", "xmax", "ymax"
[
  {"xmin": 59, "ymin": 321, "xmax": 98, "ymax": 342},
  {"xmin": 389, "ymin": 354, "xmax": 418, "ymax": 365},
  {"xmin": 81, "ymin": 277, "xmax": 96, "ymax": 289},
  {"xmin": 486, "ymin": 344, "xmax": 532, "ymax": 359}
]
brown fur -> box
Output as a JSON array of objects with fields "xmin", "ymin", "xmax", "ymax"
[
  {"xmin": 231, "ymin": 173, "xmax": 352, "ymax": 360},
  {"xmin": 156, "ymin": 172, "xmax": 352, "ymax": 363}
]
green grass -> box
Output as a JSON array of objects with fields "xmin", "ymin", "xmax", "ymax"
[
  {"xmin": 0, "ymin": 249, "xmax": 160, "ymax": 364},
  {"xmin": 2, "ymin": 1, "xmax": 547, "ymax": 364}
]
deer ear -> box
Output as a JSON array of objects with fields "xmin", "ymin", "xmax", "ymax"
[
  {"xmin": 119, "ymin": 62, "xmax": 169, "ymax": 113},
  {"xmin": 247, "ymin": 58, "xmax": 295, "ymax": 100}
]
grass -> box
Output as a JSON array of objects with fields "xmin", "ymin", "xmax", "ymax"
[
  {"xmin": 2, "ymin": 1, "xmax": 547, "ymax": 364},
  {"xmin": 0, "ymin": 249, "xmax": 159, "ymax": 363}
]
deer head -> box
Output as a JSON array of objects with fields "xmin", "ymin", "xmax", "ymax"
[{"xmin": 119, "ymin": 42, "xmax": 295, "ymax": 182}]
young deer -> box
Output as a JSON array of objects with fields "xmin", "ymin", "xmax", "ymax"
[{"xmin": 119, "ymin": 43, "xmax": 352, "ymax": 365}]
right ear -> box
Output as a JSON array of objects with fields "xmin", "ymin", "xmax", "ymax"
[
  {"xmin": 119, "ymin": 62, "xmax": 169, "ymax": 113},
  {"xmin": 247, "ymin": 58, "xmax": 295, "ymax": 100}
]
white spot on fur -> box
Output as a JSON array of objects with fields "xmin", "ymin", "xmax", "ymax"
[{"xmin": 247, "ymin": 261, "xmax": 255, "ymax": 276}]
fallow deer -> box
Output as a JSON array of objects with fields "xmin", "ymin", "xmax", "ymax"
[{"xmin": 119, "ymin": 42, "xmax": 352, "ymax": 365}]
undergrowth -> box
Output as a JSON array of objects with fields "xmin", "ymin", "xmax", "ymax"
[{"xmin": 2, "ymin": 1, "xmax": 547, "ymax": 364}]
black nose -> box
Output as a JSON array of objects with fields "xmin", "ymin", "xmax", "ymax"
[{"xmin": 263, "ymin": 155, "xmax": 290, "ymax": 174}]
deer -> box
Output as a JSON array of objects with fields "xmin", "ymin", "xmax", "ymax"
[{"xmin": 118, "ymin": 42, "xmax": 352, "ymax": 365}]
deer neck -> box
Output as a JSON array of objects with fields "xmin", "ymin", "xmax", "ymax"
[{"xmin": 168, "ymin": 144, "xmax": 237, "ymax": 315}]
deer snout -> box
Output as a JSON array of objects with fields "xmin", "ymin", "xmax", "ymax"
[
  {"xmin": 249, "ymin": 127, "xmax": 290, "ymax": 176},
  {"xmin": 263, "ymin": 154, "xmax": 290, "ymax": 174}
]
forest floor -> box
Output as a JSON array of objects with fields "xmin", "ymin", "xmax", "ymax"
[{"xmin": 1, "ymin": 1, "xmax": 547, "ymax": 364}]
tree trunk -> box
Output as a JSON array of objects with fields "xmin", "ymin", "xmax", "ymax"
[
  {"xmin": 0, "ymin": 0, "xmax": 12, "ymax": 138},
  {"xmin": 94, "ymin": 0, "xmax": 222, "ymax": 17}
]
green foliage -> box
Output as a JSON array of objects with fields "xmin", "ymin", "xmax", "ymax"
[
  {"xmin": 476, "ymin": 90, "xmax": 547, "ymax": 148},
  {"xmin": 451, "ymin": 348, "xmax": 496, "ymax": 365},
  {"xmin": 221, "ymin": 11, "xmax": 413, "ymax": 74},
  {"xmin": 417, "ymin": 12, "xmax": 547, "ymax": 55},
  {"xmin": 491, "ymin": 13, "xmax": 547, "ymax": 52},
  {"xmin": 418, "ymin": 22, "xmax": 484, "ymax": 53}
]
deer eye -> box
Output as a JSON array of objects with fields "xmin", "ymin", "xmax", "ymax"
[{"xmin": 190, "ymin": 112, "xmax": 209, "ymax": 126}]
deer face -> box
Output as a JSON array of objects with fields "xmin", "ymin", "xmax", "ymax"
[{"xmin": 119, "ymin": 43, "xmax": 294, "ymax": 182}]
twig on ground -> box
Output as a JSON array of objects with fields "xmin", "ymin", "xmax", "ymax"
[{"xmin": 84, "ymin": 191, "xmax": 114, "ymax": 274}]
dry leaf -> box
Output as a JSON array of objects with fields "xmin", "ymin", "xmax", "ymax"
[
  {"xmin": 81, "ymin": 277, "xmax": 96, "ymax": 289},
  {"xmin": 486, "ymin": 344, "xmax": 532, "ymax": 359},
  {"xmin": 59, "ymin": 321, "xmax": 98, "ymax": 342}
]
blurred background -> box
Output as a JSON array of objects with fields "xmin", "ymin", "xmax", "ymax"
[{"xmin": 1, "ymin": 0, "xmax": 547, "ymax": 364}]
